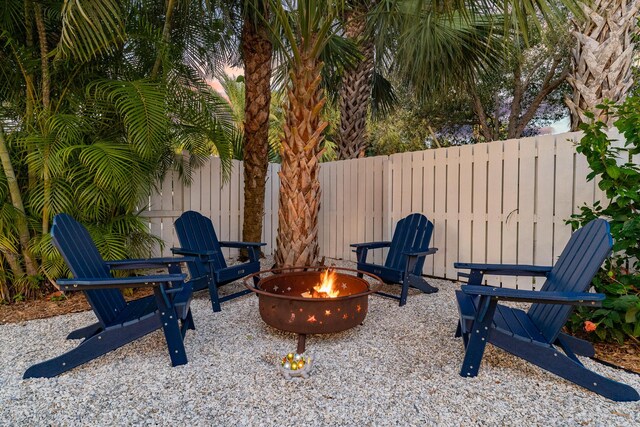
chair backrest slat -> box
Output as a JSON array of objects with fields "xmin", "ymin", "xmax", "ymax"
[
  {"xmin": 174, "ymin": 211, "xmax": 227, "ymax": 278},
  {"xmin": 384, "ymin": 213, "xmax": 434, "ymax": 274},
  {"xmin": 51, "ymin": 214, "xmax": 126, "ymax": 325},
  {"xmin": 528, "ymin": 219, "xmax": 612, "ymax": 342}
]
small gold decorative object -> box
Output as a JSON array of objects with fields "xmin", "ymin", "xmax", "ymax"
[{"xmin": 279, "ymin": 352, "xmax": 313, "ymax": 380}]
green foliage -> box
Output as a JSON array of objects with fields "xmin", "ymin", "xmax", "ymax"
[
  {"xmin": 567, "ymin": 98, "xmax": 640, "ymax": 343},
  {"xmin": 0, "ymin": 0, "xmax": 235, "ymax": 301},
  {"xmin": 367, "ymin": 83, "xmax": 472, "ymax": 155}
]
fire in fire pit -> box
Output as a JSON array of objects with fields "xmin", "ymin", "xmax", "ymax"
[
  {"xmin": 244, "ymin": 267, "xmax": 382, "ymax": 353},
  {"xmin": 301, "ymin": 268, "xmax": 340, "ymax": 298}
]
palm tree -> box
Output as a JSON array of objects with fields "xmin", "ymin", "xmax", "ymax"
[
  {"xmin": 0, "ymin": 0, "xmax": 234, "ymax": 300},
  {"xmin": 268, "ymin": 0, "xmax": 357, "ymax": 268},
  {"xmin": 336, "ymin": 0, "xmax": 377, "ymax": 159},
  {"xmin": 240, "ymin": 1, "xmax": 274, "ymax": 252},
  {"xmin": 566, "ymin": 0, "xmax": 639, "ymax": 129}
]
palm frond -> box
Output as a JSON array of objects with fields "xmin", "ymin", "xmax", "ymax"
[
  {"xmin": 0, "ymin": 0, "xmax": 23, "ymax": 39},
  {"xmin": 394, "ymin": 11, "xmax": 506, "ymax": 97},
  {"xmin": 370, "ymin": 71, "xmax": 397, "ymax": 118},
  {"xmin": 88, "ymin": 79, "xmax": 168, "ymax": 161},
  {"xmin": 58, "ymin": 0, "xmax": 125, "ymax": 61}
]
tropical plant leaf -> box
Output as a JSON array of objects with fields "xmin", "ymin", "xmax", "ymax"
[
  {"xmin": 58, "ymin": 0, "xmax": 125, "ymax": 61},
  {"xmin": 88, "ymin": 80, "xmax": 168, "ymax": 160}
]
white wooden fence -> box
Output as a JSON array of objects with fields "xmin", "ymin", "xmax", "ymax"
[{"xmin": 142, "ymin": 130, "xmax": 623, "ymax": 289}]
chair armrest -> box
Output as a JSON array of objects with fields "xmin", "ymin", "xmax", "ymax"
[
  {"xmin": 461, "ymin": 285, "xmax": 604, "ymax": 306},
  {"xmin": 219, "ymin": 241, "xmax": 267, "ymax": 249},
  {"xmin": 106, "ymin": 257, "xmax": 195, "ymax": 270},
  {"xmin": 403, "ymin": 248, "xmax": 438, "ymax": 257},
  {"xmin": 171, "ymin": 247, "xmax": 218, "ymax": 259},
  {"xmin": 454, "ymin": 263, "xmax": 553, "ymax": 277},
  {"xmin": 350, "ymin": 241, "xmax": 392, "ymax": 250},
  {"xmin": 57, "ymin": 274, "xmax": 187, "ymax": 291}
]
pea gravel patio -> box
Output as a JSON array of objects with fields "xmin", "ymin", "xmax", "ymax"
[{"xmin": 1, "ymin": 257, "xmax": 639, "ymax": 426}]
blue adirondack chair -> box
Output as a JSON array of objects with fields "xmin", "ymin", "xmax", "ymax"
[
  {"xmin": 173, "ymin": 210, "xmax": 265, "ymax": 312},
  {"xmin": 351, "ymin": 213, "xmax": 438, "ymax": 306},
  {"xmin": 454, "ymin": 219, "xmax": 639, "ymax": 401},
  {"xmin": 23, "ymin": 214, "xmax": 196, "ymax": 379}
]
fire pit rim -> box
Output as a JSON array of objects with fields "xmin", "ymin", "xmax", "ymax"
[{"xmin": 243, "ymin": 266, "xmax": 383, "ymax": 301}]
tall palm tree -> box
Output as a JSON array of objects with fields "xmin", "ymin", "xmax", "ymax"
[
  {"xmin": 336, "ymin": 0, "xmax": 377, "ymax": 159},
  {"xmin": 241, "ymin": 1, "xmax": 274, "ymax": 253},
  {"xmin": 566, "ymin": 0, "xmax": 639, "ymax": 129},
  {"xmin": 269, "ymin": 0, "xmax": 357, "ymax": 268}
]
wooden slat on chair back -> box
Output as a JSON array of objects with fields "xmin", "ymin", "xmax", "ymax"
[
  {"xmin": 51, "ymin": 214, "xmax": 126, "ymax": 325},
  {"xmin": 174, "ymin": 211, "xmax": 228, "ymax": 280},
  {"xmin": 529, "ymin": 219, "xmax": 612, "ymax": 342},
  {"xmin": 384, "ymin": 213, "xmax": 434, "ymax": 275}
]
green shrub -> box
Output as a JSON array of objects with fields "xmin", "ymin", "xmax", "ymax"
[{"xmin": 567, "ymin": 98, "xmax": 640, "ymax": 343}]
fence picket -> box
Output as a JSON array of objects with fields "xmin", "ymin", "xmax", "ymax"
[
  {"xmin": 433, "ymin": 148, "xmax": 447, "ymax": 278},
  {"xmin": 554, "ymin": 138, "xmax": 575, "ymax": 262},
  {"xmin": 518, "ymin": 140, "xmax": 536, "ymax": 290},
  {"xmin": 373, "ymin": 156, "xmax": 385, "ymax": 265},
  {"xmin": 536, "ymin": 135, "xmax": 555, "ymax": 276},
  {"xmin": 502, "ymin": 139, "xmax": 519, "ymax": 288},
  {"xmin": 486, "ymin": 142, "xmax": 503, "ymax": 286},
  {"xmin": 457, "ymin": 145, "xmax": 474, "ymax": 280},
  {"xmin": 445, "ymin": 147, "xmax": 460, "ymax": 279},
  {"xmin": 471, "ymin": 144, "xmax": 488, "ymax": 274},
  {"xmin": 336, "ymin": 162, "xmax": 345, "ymax": 260},
  {"xmin": 349, "ymin": 159, "xmax": 359, "ymax": 261},
  {"xmin": 271, "ymin": 164, "xmax": 280, "ymax": 255},
  {"xmin": 422, "ymin": 150, "xmax": 436, "ymax": 275}
]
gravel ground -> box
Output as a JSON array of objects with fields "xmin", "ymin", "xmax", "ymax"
[{"xmin": 1, "ymin": 257, "xmax": 639, "ymax": 426}]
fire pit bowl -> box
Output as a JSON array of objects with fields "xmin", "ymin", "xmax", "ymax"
[{"xmin": 244, "ymin": 267, "xmax": 382, "ymax": 353}]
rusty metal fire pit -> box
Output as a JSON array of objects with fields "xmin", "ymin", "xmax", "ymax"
[{"xmin": 244, "ymin": 267, "xmax": 382, "ymax": 353}]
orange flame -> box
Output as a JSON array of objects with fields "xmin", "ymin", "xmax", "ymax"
[
  {"xmin": 301, "ymin": 269, "xmax": 340, "ymax": 298},
  {"xmin": 314, "ymin": 269, "xmax": 340, "ymax": 298}
]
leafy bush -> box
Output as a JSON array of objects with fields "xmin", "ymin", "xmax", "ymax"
[{"xmin": 567, "ymin": 98, "xmax": 640, "ymax": 343}]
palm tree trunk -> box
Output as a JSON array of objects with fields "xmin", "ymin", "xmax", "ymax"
[
  {"xmin": 24, "ymin": 0, "xmax": 37, "ymax": 189},
  {"xmin": 337, "ymin": 2, "xmax": 375, "ymax": 159},
  {"xmin": 566, "ymin": 0, "xmax": 639, "ymax": 129},
  {"xmin": 275, "ymin": 54, "xmax": 326, "ymax": 268},
  {"xmin": 2, "ymin": 250, "xmax": 24, "ymax": 279},
  {"xmin": 34, "ymin": 3, "xmax": 52, "ymax": 235},
  {"xmin": 241, "ymin": 13, "xmax": 273, "ymax": 254},
  {"xmin": 151, "ymin": 0, "xmax": 178, "ymax": 79},
  {"xmin": 34, "ymin": 3, "xmax": 50, "ymax": 110},
  {"xmin": 0, "ymin": 126, "xmax": 38, "ymax": 277}
]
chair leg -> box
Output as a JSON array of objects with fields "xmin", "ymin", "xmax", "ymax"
[
  {"xmin": 24, "ymin": 317, "xmax": 158, "ymax": 379},
  {"xmin": 180, "ymin": 309, "xmax": 196, "ymax": 338},
  {"xmin": 208, "ymin": 277, "xmax": 222, "ymax": 312},
  {"xmin": 460, "ymin": 297, "xmax": 496, "ymax": 377},
  {"xmin": 491, "ymin": 332, "xmax": 639, "ymax": 402},
  {"xmin": 455, "ymin": 321, "xmax": 462, "ymax": 337},
  {"xmin": 160, "ymin": 314, "xmax": 188, "ymax": 367},
  {"xmin": 399, "ymin": 279, "xmax": 410, "ymax": 306},
  {"xmin": 154, "ymin": 288, "xmax": 188, "ymax": 367}
]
